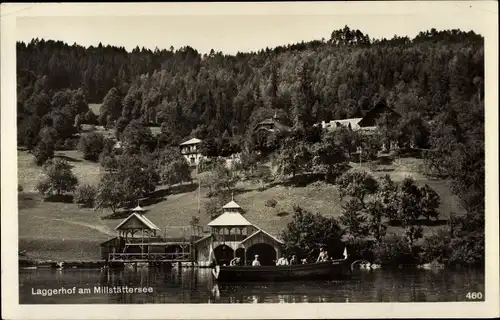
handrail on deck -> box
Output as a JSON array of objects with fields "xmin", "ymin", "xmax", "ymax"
[{"xmin": 108, "ymin": 252, "xmax": 192, "ymax": 262}]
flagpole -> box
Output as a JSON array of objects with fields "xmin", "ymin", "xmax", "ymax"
[{"xmin": 197, "ymin": 161, "xmax": 201, "ymax": 215}]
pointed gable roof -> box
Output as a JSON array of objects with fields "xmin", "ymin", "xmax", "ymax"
[
  {"xmin": 241, "ymin": 228, "xmax": 284, "ymax": 244},
  {"xmin": 180, "ymin": 137, "xmax": 202, "ymax": 146},
  {"xmin": 222, "ymin": 200, "xmax": 241, "ymax": 209},
  {"xmin": 131, "ymin": 205, "xmax": 146, "ymax": 212},
  {"xmin": 357, "ymin": 100, "xmax": 401, "ymax": 127},
  {"xmin": 115, "ymin": 213, "xmax": 160, "ymax": 231},
  {"xmin": 253, "ymin": 118, "xmax": 291, "ymax": 133},
  {"xmin": 207, "ymin": 211, "xmax": 253, "ymax": 227}
]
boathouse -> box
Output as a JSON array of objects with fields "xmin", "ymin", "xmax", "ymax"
[
  {"xmin": 100, "ymin": 206, "xmax": 194, "ymax": 263},
  {"xmin": 194, "ymin": 200, "xmax": 284, "ymax": 266}
]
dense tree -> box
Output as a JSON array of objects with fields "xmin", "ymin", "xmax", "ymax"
[
  {"xmin": 233, "ymin": 151, "xmax": 259, "ymax": 177},
  {"xmin": 384, "ymin": 177, "xmax": 427, "ymax": 247},
  {"xmin": 95, "ymin": 153, "xmax": 160, "ymax": 212},
  {"xmin": 99, "ymin": 87, "xmax": 122, "ymax": 126},
  {"xmin": 120, "ymin": 120, "xmax": 154, "ymax": 154},
  {"xmin": 364, "ymin": 200, "xmax": 388, "ymax": 244},
  {"xmin": 327, "ymin": 127, "xmax": 362, "ymax": 156},
  {"xmin": 82, "ymin": 109, "xmax": 98, "ymax": 125},
  {"xmin": 155, "ymin": 147, "xmax": 192, "ymax": 186},
  {"xmin": 33, "ymin": 127, "xmax": 57, "ymax": 165},
  {"xmin": 275, "ymin": 136, "xmax": 312, "ymax": 179},
  {"xmin": 281, "ymin": 206, "xmax": 344, "ymax": 260},
  {"xmin": 95, "ymin": 173, "xmax": 126, "ymax": 214},
  {"xmin": 74, "ymin": 184, "xmax": 97, "ymax": 208},
  {"xmin": 114, "ymin": 117, "xmax": 129, "ymax": 140},
  {"xmin": 78, "ymin": 132, "xmax": 105, "ymax": 161},
  {"xmin": 199, "ymin": 138, "xmax": 219, "ymax": 158},
  {"xmin": 36, "ymin": 158, "xmax": 79, "ymax": 197},
  {"xmin": 336, "ymin": 171, "xmax": 378, "ymax": 204},
  {"xmin": 339, "ymin": 198, "xmax": 368, "ymax": 240},
  {"xmin": 311, "ymin": 133, "xmax": 349, "ymax": 181},
  {"xmin": 212, "ymin": 163, "xmax": 239, "ymax": 195},
  {"xmin": 19, "ymin": 116, "xmax": 42, "ymax": 152},
  {"xmin": 396, "ymin": 112, "xmax": 431, "ymax": 149},
  {"xmin": 418, "ymin": 184, "xmax": 441, "ymax": 220},
  {"xmin": 292, "ymin": 61, "xmax": 316, "ymax": 128},
  {"xmin": 250, "ymin": 164, "xmax": 273, "ymax": 190}
]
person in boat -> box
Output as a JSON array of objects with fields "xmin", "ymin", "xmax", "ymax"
[
  {"xmin": 276, "ymin": 255, "xmax": 289, "ymax": 266},
  {"xmin": 289, "ymin": 255, "xmax": 299, "ymax": 265},
  {"xmin": 229, "ymin": 257, "xmax": 241, "ymax": 266},
  {"xmin": 252, "ymin": 255, "xmax": 261, "ymax": 266},
  {"xmin": 316, "ymin": 247, "xmax": 329, "ymax": 263}
]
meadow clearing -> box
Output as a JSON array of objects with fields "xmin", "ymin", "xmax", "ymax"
[{"xmin": 17, "ymin": 148, "xmax": 464, "ymax": 261}]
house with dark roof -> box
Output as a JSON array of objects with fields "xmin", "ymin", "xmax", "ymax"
[
  {"xmin": 253, "ymin": 114, "xmax": 291, "ymax": 134},
  {"xmin": 251, "ymin": 114, "xmax": 292, "ymax": 155},
  {"xmin": 316, "ymin": 101, "xmax": 402, "ymax": 152},
  {"xmin": 318, "ymin": 101, "xmax": 401, "ymax": 133}
]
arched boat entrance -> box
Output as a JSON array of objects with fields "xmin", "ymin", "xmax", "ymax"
[
  {"xmin": 214, "ymin": 245, "xmax": 234, "ymax": 266},
  {"xmin": 235, "ymin": 248, "xmax": 245, "ymax": 260},
  {"xmin": 194, "ymin": 199, "xmax": 285, "ymax": 266},
  {"xmin": 246, "ymin": 243, "xmax": 276, "ymax": 266}
]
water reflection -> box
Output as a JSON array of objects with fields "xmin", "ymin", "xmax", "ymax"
[{"xmin": 19, "ymin": 267, "xmax": 484, "ymax": 304}]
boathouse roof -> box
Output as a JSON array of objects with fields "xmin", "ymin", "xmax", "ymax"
[
  {"xmin": 180, "ymin": 137, "xmax": 202, "ymax": 146},
  {"xmin": 131, "ymin": 205, "xmax": 146, "ymax": 212},
  {"xmin": 207, "ymin": 211, "xmax": 253, "ymax": 227},
  {"xmin": 222, "ymin": 200, "xmax": 242, "ymax": 209},
  {"xmin": 115, "ymin": 213, "xmax": 160, "ymax": 231},
  {"xmin": 242, "ymin": 229, "xmax": 284, "ymax": 245}
]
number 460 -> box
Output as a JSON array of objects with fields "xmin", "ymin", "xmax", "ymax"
[{"xmin": 466, "ymin": 292, "xmax": 483, "ymax": 300}]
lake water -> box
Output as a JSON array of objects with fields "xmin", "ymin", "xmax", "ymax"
[{"xmin": 19, "ymin": 267, "xmax": 485, "ymax": 304}]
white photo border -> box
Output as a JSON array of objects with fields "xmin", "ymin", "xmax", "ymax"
[{"xmin": 1, "ymin": 2, "xmax": 498, "ymax": 319}]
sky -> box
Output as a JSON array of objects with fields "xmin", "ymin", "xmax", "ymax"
[{"xmin": 12, "ymin": 2, "xmax": 498, "ymax": 55}]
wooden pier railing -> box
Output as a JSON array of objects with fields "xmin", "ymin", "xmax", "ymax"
[{"xmin": 108, "ymin": 252, "xmax": 192, "ymax": 262}]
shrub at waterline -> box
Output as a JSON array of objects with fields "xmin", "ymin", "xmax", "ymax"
[
  {"xmin": 420, "ymin": 211, "xmax": 484, "ymax": 267},
  {"xmin": 281, "ymin": 206, "xmax": 344, "ymax": 261},
  {"xmin": 336, "ymin": 172, "xmax": 444, "ymax": 264}
]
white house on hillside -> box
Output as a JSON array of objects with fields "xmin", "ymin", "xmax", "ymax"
[{"xmin": 179, "ymin": 137, "xmax": 204, "ymax": 166}]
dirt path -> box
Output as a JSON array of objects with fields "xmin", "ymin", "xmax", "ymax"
[
  {"xmin": 30, "ymin": 216, "xmax": 115, "ymax": 237},
  {"xmin": 52, "ymin": 218, "xmax": 116, "ymax": 236}
]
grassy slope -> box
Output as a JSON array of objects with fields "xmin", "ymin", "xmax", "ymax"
[{"xmin": 17, "ymin": 150, "xmax": 465, "ymax": 261}]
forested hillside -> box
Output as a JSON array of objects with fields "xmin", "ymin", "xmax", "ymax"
[{"xmin": 17, "ymin": 26, "xmax": 484, "ymax": 211}]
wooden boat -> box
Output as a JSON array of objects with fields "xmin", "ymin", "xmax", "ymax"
[{"xmin": 212, "ymin": 258, "xmax": 351, "ymax": 282}]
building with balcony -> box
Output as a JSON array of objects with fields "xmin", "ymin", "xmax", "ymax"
[{"xmin": 179, "ymin": 137, "xmax": 204, "ymax": 166}]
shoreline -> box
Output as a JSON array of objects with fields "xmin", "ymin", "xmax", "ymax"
[{"xmin": 19, "ymin": 256, "xmax": 482, "ymax": 271}]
